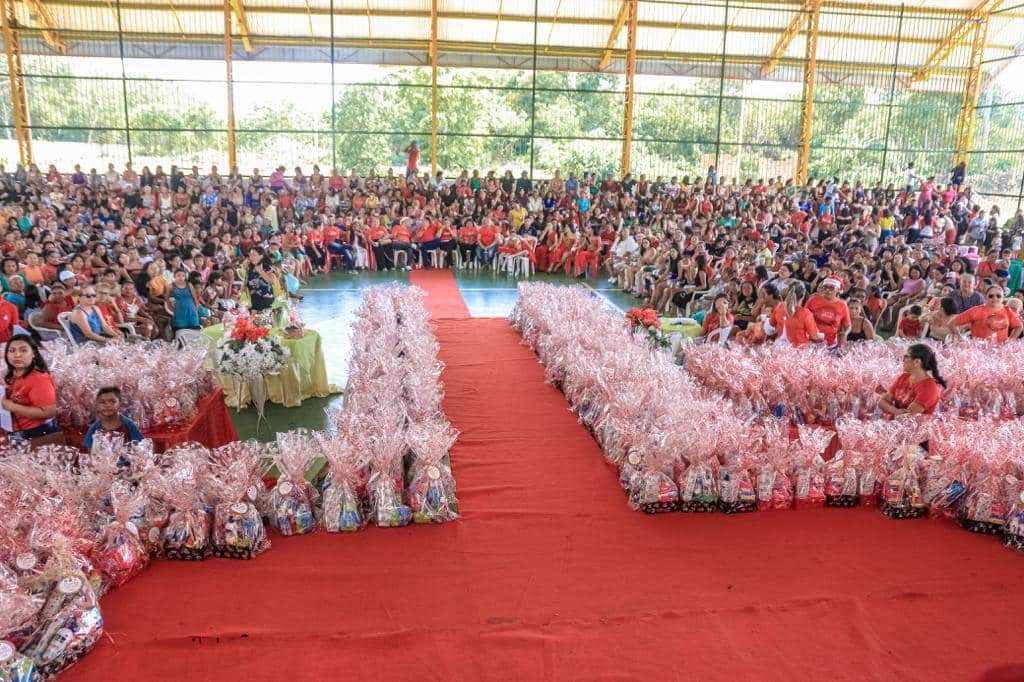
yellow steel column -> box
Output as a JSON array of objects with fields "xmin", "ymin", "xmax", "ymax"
[
  {"xmin": 620, "ymin": 0, "xmax": 638, "ymax": 175},
  {"xmin": 954, "ymin": 14, "xmax": 989, "ymax": 165},
  {"xmin": 796, "ymin": 0, "xmax": 821, "ymax": 185},
  {"xmin": 430, "ymin": 0, "xmax": 439, "ymax": 175},
  {"xmin": 224, "ymin": 0, "xmax": 237, "ymax": 171},
  {"xmin": 1, "ymin": 0, "xmax": 31, "ymax": 166}
]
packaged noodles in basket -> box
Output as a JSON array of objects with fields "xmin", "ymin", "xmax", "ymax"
[
  {"xmin": 269, "ymin": 431, "xmax": 319, "ymax": 536},
  {"xmin": 405, "ymin": 421, "xmax": 460, "ymax": 524},
  {"xmin": 316, "ymin": 433, "xmax": 368, "ymax": 533}
]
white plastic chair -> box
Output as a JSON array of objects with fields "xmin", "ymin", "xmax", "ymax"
[
  {"xmin": 56, "ymin": 311, "xmax": 81, "ymax": 347},
  {"xmin": 27, "ymin": 311, "xmax": 61, "ymax": 342}
]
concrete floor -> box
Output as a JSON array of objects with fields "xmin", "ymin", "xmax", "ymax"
[{"xmin": 232, "ymin": 268, "xmax": 637, "ymax": 440}]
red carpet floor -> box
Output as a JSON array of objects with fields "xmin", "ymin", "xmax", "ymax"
[
  {"xmin": 409, "ymin": 269, "xmax": 471, "ymax": 319},
  {"xmin": 65, "ymin": 277, "xmax": 1024, "ymax": 681}
]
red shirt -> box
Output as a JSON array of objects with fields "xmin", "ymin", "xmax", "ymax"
[
  {"xmin": 805, "ymin": 294, "xmax": 850, "ymax": 345},
  {"xmin": 954, "ymin": 304, "xmax": 1022, "ymax": 343},
  {"xmin": 478, "ymin": 225, "xmax": 498, "ymax": 247},
  {"xmin": 0, "ymin": 298, "xmax": 19, "ymax": 343},
  {"xmin": 702, "ymin": 311, "xmax": 734, "ymax": 338},
  {"xmin": 888, "ymin": 372, "xmax": 942, "ymax": 414},
  {"xmin": 390, "ymin": 224, "xmax": 411, "ymax": 243},
  {"xmin": 458, "ymin": 224, "xmax": 478, "ymax": 243},
  {"xmin": 770, "ymin": 302, "xmax": 820, "ymax": 348},
  {"xmin": 6, "ymin": 370, "xmax": 57, "ymax": 431}
]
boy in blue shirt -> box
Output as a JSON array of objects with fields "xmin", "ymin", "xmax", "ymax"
[{"xmin": 83, "ymin": 386, "xmax": 144, "ymax": 451}]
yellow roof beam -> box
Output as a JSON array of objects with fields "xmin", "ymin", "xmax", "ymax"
[
  {"xmin": 598, "ymin": 1, "xmax": 629, "ymax": 71},
  {"xmin": 24, "ymin": 0, "xmax": 67, "ymax": 53},
  {"xmin": 227, "ymin": 0, "xmax": 252, "ymax": 53},
  {"xmin": 759, "ymin": 1, "xmax": 811, "ymax": 78},
  {"xmin": 909, "ymin": 0, "xmax": 1005, "ymax": 84}
]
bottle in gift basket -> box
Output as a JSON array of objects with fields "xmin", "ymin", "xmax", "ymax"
[
  {"xmin": 0, "ymin": 639, "xmax": 34, "ymax": 682},
  {"xmin": 878, "ymin": 445, "xmax": 928, "ymax": 520},
  {"xmin": 205, "ymin": 447, "xmax": 272, "ymax": 558},
  {"xmin": 627, "ymin": 442, "xmax": 679, "ymax": 514},
  {"xmin": 404, "ymin": 421, "xmax": 460, "ymax": 524},
  {"xmin": 1004, "ymin": 489, "xmax": 1024, "ymax": 553},
  {"xmin": 718, "ymin": 456, "xmax": 757, "ymax": 514},
  {"xmin": 315, "ymin": 433, "xmax": 368, "ymax": 533},
  {"xmin": 678, "ymin": 458, "xmax": 719, "ymax": 513},
  {"xmin": 22, "ymin": 572, "xmax": 103, "ymax": 679},
  {"xmin": 270, "ymin": 431, "xmax": 320, "ymax": 536},
  {"xmin": 212, "ymin": 501, "xmax": 269, "ymax": 558},
  {"xmin": 90, "ymin": 486, "xmax": 149, "ymax": 590},
  {"xmin": 0, "ymin": 587, "xmax": 41, "ymax": 664}
]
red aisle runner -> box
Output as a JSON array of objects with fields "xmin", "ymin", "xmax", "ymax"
[
  {"xmin": 65, "ymin": 300, "xmax": 1024, "ymax": 680},
  {"xmin": 409, "ymin": 269, "xmax": 471, "ymax": 319}
]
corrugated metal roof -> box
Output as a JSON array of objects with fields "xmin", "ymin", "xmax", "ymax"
[{"xmin": 12, "ymin": 0, "xmax": 1024, "ymax": 94}]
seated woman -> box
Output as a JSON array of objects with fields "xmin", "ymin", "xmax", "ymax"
[
  {"xmin": 3, "ymin": 334, "xmax": 59, "ymax": 442},
  {"xmin": 701, "ymin": 294, "xmax": 734, "ymax": 345},
  {"xmin": 954, "ymin": 285, "xmax": 1023, "ymax": 343},
  {"xmin": 767, "ymin": 281, "xmax": 823, "ymax": 348},
  {"xmin": 926, "ymin": 297, "xmax": 958, "ymax": 343},
  {"xmin": 896, "ymin": 304, "xmax": 927, "ymax": 339},
  {"xmin": 69, "ymin": 287, "xmax": 123, "ymax": 345},
  {"xmin": 846, "ymin": 299, "xmax": 876, "ymax": 342},
  {"xmin": 879, "ymin": 343, "xmax": 945, "ymax": 417}
]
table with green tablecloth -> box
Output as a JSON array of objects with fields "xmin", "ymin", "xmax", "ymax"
[{"xmin": 202, "ymin": 325, "xmax": 340, "ymax": 408}]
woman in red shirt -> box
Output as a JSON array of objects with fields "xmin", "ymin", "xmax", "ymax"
[
  {"xmin": 702, "ymin": 294, "xmax": 734, "ymax": 344},
  {"xmin": 3, "ymin": 334, "xmax": 59, "ymax": 440},
  {"xmin": 954, "ymin": 285, "xmax": 1023, "ymax": 343},
  {"xmin": 768, "ymin": 282, "xmax": 823, "ymax": 348},
  {"xmin": 456, "ymin": 219, "xmax": 478, "ymax": 268},
  {"xmin": 879, "ymin": 343, "xmax": 944, "ymax": 417}
]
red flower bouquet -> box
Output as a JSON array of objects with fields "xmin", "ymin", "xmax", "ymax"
[{"xmin": 625, "ymin": 308, "xmax": 669, "ymax": 349}]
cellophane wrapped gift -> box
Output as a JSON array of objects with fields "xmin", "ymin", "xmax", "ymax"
[
  {"xmin": 405, "ymin": 421, "xmax": 460, "ymax": 523},
  {"xmin": 823, "ymin": 453, "xmax": 860, "ymax": 508},
  {"xmin": 756, "ymin": 421, "xmax": 793, "ymax": 511},
  {"xmin": 160, "ymin": 447, "xmax": 212, "ymax": 560},
  {"xmin": 627, "ymin": 433, "xmax": 679, "ymax": 514},
  {"xmin": 677, "ymin": 453, "xmax": 719, "ymax": 513},
  {"xmin": 367, "ymin": 433, "xmax": 412, "ymax": 528},
  {"xmin": 716, "ymin": 422, "xmax": 757, "ymax": 514},
  {"xmin": 269, "ymin": 431, "xmax": 319, "ymax": 536},
  {"xmin": 0, "ymin": 589, "xmax": 39, "ymax": 682},
  {"xmin": 1003, "ymin": 478, "xmax": 1024, "ymax": 552},
  {"xmin": 959, "ymin": 454, "xmax": 1011, "ymax": 535},
  {"xmin": 791, "ymin": 426, "xmax": 832, "ymax": 509},
  {"xmin": 207, "ymin": 443, "xmax": 270, "ymax": 558},
  {"xmin": 90, "ymin": 484, "xmax": 149, "ymax": 590},
  {"xmin": 315, "ymin": 433, "xmax": 367, "ymax": 533},
  {"xmin": 718, "ymin": 456, "xmax": 757, "ymax": 514},
  {"xmin": 879, "ymin": 444, "xmax": 928, "ymax": 520},
  {"xmin": 21, "ymin": 562, "xmax": 103, "ymax": 680}
]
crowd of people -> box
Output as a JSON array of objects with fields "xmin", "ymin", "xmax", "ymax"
[{"xmin": 0, "ymin": 153, "xmax": 1020, "ymax": 437}]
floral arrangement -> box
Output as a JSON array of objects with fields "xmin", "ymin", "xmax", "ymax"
[
  {"xmin": 44, "ymin": 340, "xmax": 215, "ymax": 430},
  {"xmin": 510, "ymin": 283, "xmax": 1024, "ymax": 558},
  {"xmin": 217, "ymin": 314, "xmax": 291, "ymax": 381},
  {"xmin": 626, "ymin": 307, "xmax": 670, "ymax": 349}
]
